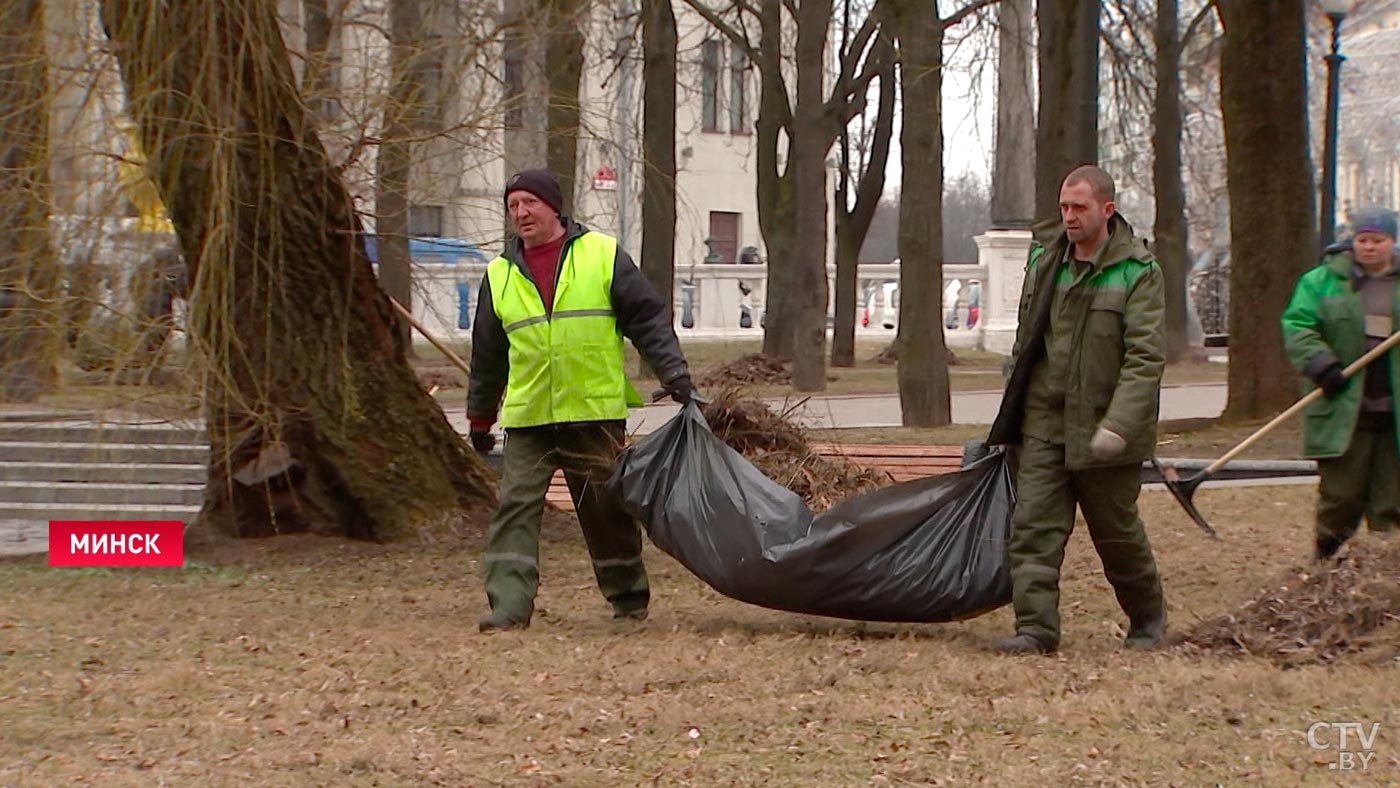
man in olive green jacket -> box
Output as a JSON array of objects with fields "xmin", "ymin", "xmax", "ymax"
[
  {"xmin": 986, "ymin": 166, "xmax": 1167, "ymax": 654},
  {"xmin": 1282, "ymin": 208, "xmax": 1400, "ymax": 559}
]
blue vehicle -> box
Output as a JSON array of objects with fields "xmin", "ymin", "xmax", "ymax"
[{"xmin": 362, "ymin": 235, "xmax": 489, "ymax": 329}]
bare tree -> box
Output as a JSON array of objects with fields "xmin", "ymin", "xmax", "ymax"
[
  {"xmin": 1035, "ymin": 0, "xmax": 1099, "ymax": 219},
  {"xmin": 0, "ymin": 0, "xmax": 60, "ymax": 402},
  {"xmin": 887, "ymin": 0, "xmax": 996, "ymax": 427},
  {"xmin": 546, "ymin": 0, "xmax": 589, "ymax": 213},
  {"xmin": 640, "ymin": 0, "xmax": 678, "ymax": 326},
  {"xmin": 1152, "ymin": 0, "xmax": 1191, "ymax": 362},
  {"xmin": 944, "ymin": 172, "xmax": 991, "ymax": 261},
  {"xmin": 101, "ymin": 0, "xmax": 496, "ymax": 539},
  {"xmin": 991, "ymin": 0, "xmax": 1033, "ymax": 227},
  {"xmin": 1217, "ymin": 0, "xmax": 1315, "ymax": 419},
  {"xmin": 376, "ymin": 0, "xmax": 429, "ymax": 354},
  {"xmin": 832, "ymin": 25, "xmax": 895, "ymax": 368},
  {"xmin": 685, "ymin": 0, "xmax": 886, "ymax": 391}
]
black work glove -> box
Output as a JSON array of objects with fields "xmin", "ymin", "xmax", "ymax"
[
  {"xmin": 665, "ymin": 374, "xmax": 696, "ymax": 405},
  {"xmin": 469, "ymin": 430, "xmax": 497, "ymax": 455},
  {"xmin": 1316, "ymin": 363, "xmax": 1349, "ymax": 397}
]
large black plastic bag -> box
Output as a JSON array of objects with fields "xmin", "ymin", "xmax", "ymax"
[{"xmin": 611, "ymin": 403, "xmax": 1013, "ymax": 622}]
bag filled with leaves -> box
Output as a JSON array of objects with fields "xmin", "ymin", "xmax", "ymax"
[{"xmin": 610, "ymin": 402, "xmax": 1013, "ymax": 622}]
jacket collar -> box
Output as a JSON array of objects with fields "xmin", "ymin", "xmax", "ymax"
[{"xmin": 1032, "ymin": 213, "xmax": 1146, "ymax": 270}]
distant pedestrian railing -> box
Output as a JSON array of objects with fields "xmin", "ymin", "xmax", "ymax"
[{"xmin": 407, "ymin": 261, "xmax": 989, "ymax": 346}]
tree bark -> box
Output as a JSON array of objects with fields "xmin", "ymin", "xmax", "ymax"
[
  {"xmin": 0, "ymin": 0, "xmax": 60, "ymax": 402},
  {"xmin": 1217, "ymin": 0, "xmax": 1315, "ymax": 419},
  {"xmin": 1035, "ymin": 0, "xmax": 1099, "ymax": 219},
  {"xmin": 991, "ymin": 0, "xmax": 1034, "ymax": 228},
  {"xmin": 890, "ymin": 0, "xmax": 951, "ymax": 426},
  {"xmin": 752, "ymin": 0, "xmax": 797, "ymax": 362},
  {"xmin": 1152, "ymin": 0, "xmax": 1192, "ymax": 363},
  {"xmin": 788, "ymin": 0, "xmax": 835, "ymax": 392},
  {"xmin": 640, "ymin": 0, "xmax": 677, "ymax": 328},
  {"xmin": 101, "ymin": 0, "xmax": 497, "ymax": 539},
  {"xmin": 301, "ymin": 0, "xmax": 333, "ymax": 106},
  {"xmin": 832, "ymin": 38, "xmax": 894, "ymax": 368},
  {"xmin": 375, "ymin": 0, "xmax": 426, "ymax": 355},
  {"xmin": 545, "ymin": 0, "xmax": 587, "ymax": 215}
]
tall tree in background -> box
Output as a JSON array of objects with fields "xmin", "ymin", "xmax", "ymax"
[
  {"xmin": 545, "ymin": 0, "xmax": 588, "ymax": 214},
  {"xmin": 991, "ymin": 0, "xmax": 1034, "ymax": 228},
  {"xmin": 1152, "ymin": 0, "xmax": 1190, "ymax": 362},
  {"xmin": 687, "ymin": 0, "xmax": 886, "ymax": 391},
  {"xmin": 887, "ymin": 0, "xmax": 996, "ymax": 427},
  {"xmin": 1035, "ymin": 0, "xmax": 1099, "ymax": 219},
  {"xmin": 376, "ymin": 0, "xmax": 428, "ymax": 354},
  {"xmin": 1217, "ymin": 0, "xmax": 1315, "ymax": 419},
  {"xmin": 0, "ymin": 0, "xmax": 60, "ymax": 402},
  {"xmin": 301, "ymin": 0, "xmax": 335, "ymax": 113},
  {"xmin": 101, "ymin": 0, "xmax": 496, "ymax": 539},
  {"xmin": 640, "ymin": 0, "xmax": 678, "ymax": 326},
  {"xmin": 832, "ymin": 30, "xmax": 895, "ymax": 368}
]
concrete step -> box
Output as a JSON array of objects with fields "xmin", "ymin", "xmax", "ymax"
[
  {"xmin": 0, "ymin": 481, "xmax": 204, "ymax": 506},
  {"xmin": 0, "ymin": 441, "xmax": 209, "ymax": 465},
  {"xmin": 0, "ymin": 461, "xmax": 206, "ymax": 484},
  {"xmin": 0, "ymin": 502, "xmax": 200, "ymax": 522},
  {"xmin": 0, "ymin": 422, "xmax": 206, "ymax": 445}
]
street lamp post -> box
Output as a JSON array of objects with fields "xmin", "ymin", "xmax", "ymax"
[{"xmin": 1320, "ymin": 0, "xmax": 1350, "ymax": 249}]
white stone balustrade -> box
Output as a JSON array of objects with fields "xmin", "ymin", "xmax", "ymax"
[{"xmin": 404, "ymin": 260, "xmax": 1002, "ymax": 349}]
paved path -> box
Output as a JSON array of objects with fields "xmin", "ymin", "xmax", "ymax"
[{"xmin": 467, "ymin": 381, "xmax": 1230, "ymax": 435}]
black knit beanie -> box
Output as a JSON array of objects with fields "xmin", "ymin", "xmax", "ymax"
[{"xmin": 504, "ymin": 169, "xmax": 564, "ymax": 216}]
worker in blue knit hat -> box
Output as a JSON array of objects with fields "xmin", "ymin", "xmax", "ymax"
[{"xmin": 1282, "ymin": 207, "xmax": 1400, "ymax": 559}]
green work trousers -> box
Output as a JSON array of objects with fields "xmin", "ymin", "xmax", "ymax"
[
  {"xmin": 483, "ymin": 421, "xmax": 649, "ymax": 621},
  {"xmin": 1317, "ymin": 412, "xmax": 1400, "ymax": 546},
  {"xmin": 1008, "ymin": 436, "xmax": 1165, "ymax": 648}
]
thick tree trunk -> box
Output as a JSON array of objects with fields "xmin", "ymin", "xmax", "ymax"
[
  {"xmin": 788, "ymin": 0, "xmax": 834, "ymax": 392},
  {"xmin": 1035, "ymin": 0, "xmax": 1099, "ymax": 219},
  {"xmin": 640, "ymin": 0, "xmax": 677, "ymax": 326},
  {"xmin": 991, "ymin": 0, "xmax": 1034, "ymax": 227},
  {"xmin": 545, "ymin": 0, "xmax": 586, "ymax": 215},
  {"xmin": 101, "ymin": 0, "xmax": 497, "ymax": 539},
  {"xmin": 755, "ymin": 0, "xmax": 797, "ymax": 362},
  {"xmin": 891, "ymin": 1, "xmax": 951, "ymax": 426},
  {"xmin": 832, "ymin": 42, "xmax": 894, "ymax": 368},
  {"xmin": 375, "ymin": 0, "xmax": 426, "ymax": 355},
  {"xmin": 1153, "ymin": 0, "xmax": 1192, "ymax": 363},
  {"xmin": 1217, "ymin": 0, "xmax": 1315, "ymax": 419},
  {"xmin": 0, "ymin": 0, "xmax": 60, "ymax": 402}
]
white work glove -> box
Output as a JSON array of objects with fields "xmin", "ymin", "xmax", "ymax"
[{"xmin": 1089, "ymin": 426, "xmax": 1127, "ymax": 461}]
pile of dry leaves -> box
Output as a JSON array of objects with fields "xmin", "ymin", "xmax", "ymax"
[
  {"xmin": 698, "ymin": 387, "xmax": 889, "ymax": 510},
  {"xmin": 696, "ymin": 354, "xmax": 791, "ymax": 388},
  {"xmin": 1184, "ymin": 538, "xmax": 1400, "ymax": 667}
]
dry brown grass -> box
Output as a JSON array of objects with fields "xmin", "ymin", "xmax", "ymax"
[{"xmin": 5, "ymin": 482, "xmax": 1400, "ymax": 786}]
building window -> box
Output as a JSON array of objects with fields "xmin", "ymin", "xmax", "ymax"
[
  {"xmin": 707, "ymin": 211, "xmax": 740, "ymax": 263},
  {"xmin": 729, "ymin": 46, "xmax": 747, "ymax": 134},
  {"xmin": 701, "ymin": 39, "xmax": 722, "ymax": 133},
  {"xmin": 408, "ymin": 205, "xmax": 445, "ymax": 237}
]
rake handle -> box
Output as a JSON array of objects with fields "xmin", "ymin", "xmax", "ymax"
[
  {"xmin": 389, "ymin": 295, "xmax": 472, "ymax": 376},
  {"xmin": 1203, "ymin": 327, "xmax": 1400, "ymax": 476}
]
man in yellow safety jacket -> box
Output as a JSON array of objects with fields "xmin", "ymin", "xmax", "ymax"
[{"xmin": 467, "ymin": 169, "xmax": 694, "ymax": 632}]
